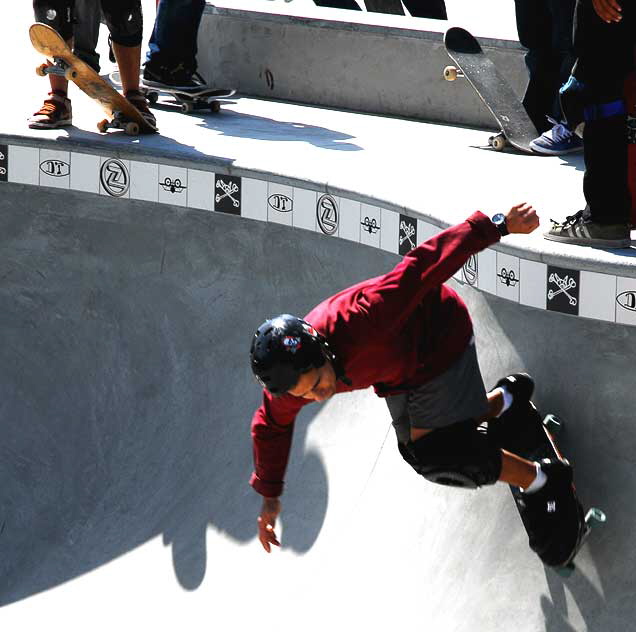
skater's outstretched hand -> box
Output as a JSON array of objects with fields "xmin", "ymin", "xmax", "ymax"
[
  {"xmin": 258, "ymin": 497, "xmax": 281, "ymax": 553},
  {"xmin": 505, "ymin": 203, "xmax": 540, "ymax": 235},
  {"xmin": 593, "ymin": 0, "xmax": 622, "ymax": 23}
]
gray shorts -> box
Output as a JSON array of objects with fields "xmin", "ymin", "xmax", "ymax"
[{"xmin": 386, "ymin": 339, "xmax": 489, "ymax": 444}]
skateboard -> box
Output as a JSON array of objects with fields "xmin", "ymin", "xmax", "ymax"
[
  {"xmin": 30, "ymin": 23, "xmax": 156, "ymax": 136},
  {"xmin": 110, "ymin": 69, "xmax": 235, "ymax": 114},
  {"xmin": 143, "ymin": 83, "xmax": 236, "ymax": 115},
  {"xmin": 489, "ymin": 402, "xmax": 606, "ymax": 576},
  {"xmin": 443, "ymin": 26, "xmax": 538, "ymax": 154}
]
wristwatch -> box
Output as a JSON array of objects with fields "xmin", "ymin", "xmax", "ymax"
[{"xmin": 491, "ymin": 213, "xmax": 509, "ymax": 237}]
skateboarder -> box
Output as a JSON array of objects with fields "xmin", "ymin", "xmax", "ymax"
[
  {"xmin": 248, "ymin": 204, "xmax": 581, "ymax": 560},
  {"xmin": 29, "ymin": 0, "xmax": 156, "ymax": 130},
  {"xmin": 545, "ymin": 0, "xmax": 634, "ymax": 247}
]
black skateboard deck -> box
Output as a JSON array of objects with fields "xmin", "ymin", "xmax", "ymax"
[
  {"xmin": 142, "ymin": 83, "xmax": 236, "ymax": 114},
  {"xmin": 489, "ymin": 402, "xmax": 605, "ymax": 575},
  {"xmin": 443, "ymin": 27, "xmax": 538, "ymax": 154}
]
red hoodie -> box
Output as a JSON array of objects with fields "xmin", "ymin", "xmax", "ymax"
[{"xmin": 250, "ymin": 211, "xmax": 500, "ymax": 497}]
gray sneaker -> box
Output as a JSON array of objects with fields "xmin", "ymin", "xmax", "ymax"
[{"xmin": 544, "ymin": 210, "xmax": 631, "ymax": 249}]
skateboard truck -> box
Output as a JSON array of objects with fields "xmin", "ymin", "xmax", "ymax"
[{"xmin": 37, "ymin": 59, "xmax": 78, "ymax": 82}]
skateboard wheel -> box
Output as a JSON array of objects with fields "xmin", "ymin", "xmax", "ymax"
[
  {"xmin": 124, "ymin": 121, "xmax": 140, "ymax": 136},
  {"xmin": 209, "ymin": 100, "xmax": 221, "ymax": 114},
  {"xmin": 443, "ymin": 65, "xmax": 458, "ymax": 82},
  {"xmin": 585, "ymin": 508, "xmax": 607, "ymax": 525},
  {"xmin": 147, "ymin": 91, "xmax": 158, "ymax": 105},
  {"xmin": 64, "ymin": 68, "xmax": 78, "ymax": 81},
  {"xmin": 97, "ymin": 119, "xmax": 109, "ymax": 133},
  {"xmin": 555, "ymin": 563, "xmax": 575, "ymax": 578},
  {"xmin": 491, "ymin": 134, "xmax": 506, "ymax": 152},
  {"xmin": 543, "ymin": 414, "xmax": 563, "ymax": 435},
  {"xmin": 180, "ymin": 102, "xmax": 194, "ymax": 114},
  {"xmin": 36, "ymin": 63, "xmax": 49, "ymax": 77}
]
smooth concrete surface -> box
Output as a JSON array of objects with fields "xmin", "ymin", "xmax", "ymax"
[
  {"xmin": 2, "ymin": 3, "xmax": 636, "ymax": 631},
  {"xmin": 1, "ymin": 179, "xmax": 636, "ymax": 632},
  {"xmin": 198, "ymin": 1, "xmax": 527, "ymax": 127}
]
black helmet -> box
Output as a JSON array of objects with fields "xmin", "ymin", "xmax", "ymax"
[{"xmin": 250, "ymin": 314, "xmax": 327, "ymax": 396}]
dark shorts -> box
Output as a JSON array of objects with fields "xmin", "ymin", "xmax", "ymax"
[{"xmin": 385, "ymin": 339, "xmax": 489, "ymax": 444}]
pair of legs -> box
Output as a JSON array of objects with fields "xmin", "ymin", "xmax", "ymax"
[
  {"xmin": 31, "ymin": 0, "xmax": 152, "ymax": 128},
  {"xmin": 386, "ymin": 342, "xmax": 538, "ymax": 490},
  {"xmin": 514, "ymin": 0, "xmax": 576, "ymax": 134}
]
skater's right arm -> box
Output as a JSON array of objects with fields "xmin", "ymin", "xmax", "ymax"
[{"xmin": 258, "ymin": 496, "xmax": 282, "ymax": 553}]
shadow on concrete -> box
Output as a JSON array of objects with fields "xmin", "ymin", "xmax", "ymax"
[
  {"xmin": 463, "ymin": 286, "xmax": 636, "ymax": 631},
  {"xmin": 0, "ymin": 183, "xmax": 395, "ymax": 604}
]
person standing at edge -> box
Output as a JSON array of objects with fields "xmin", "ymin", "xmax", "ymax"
[{"xmin": 248, "ymin": 204, "xmax": 582, "ymax": 566}]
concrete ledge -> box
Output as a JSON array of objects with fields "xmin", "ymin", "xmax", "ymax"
[{"xmin": 197, "ymin": 1, "xmax": 528, "ymax": 128}]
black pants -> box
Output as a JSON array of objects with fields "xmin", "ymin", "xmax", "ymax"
[
  {"xmin": 514, "ymin": 0, "xmax": 576, "ymax": 134},
  {"xmin": 33, "ymin": 0, "xmax": 143, "ymax": 47},
  {"xmin": 572, "ymin": 0, "xmax": 635, "ymax": 224}
]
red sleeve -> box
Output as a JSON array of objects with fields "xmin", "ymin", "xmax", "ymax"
[
  {"xmin": 249, "ymin": 390, "xmax": 308, "ymax": 498},
  {"xmin": 360, "ymin": 212, "xmax": 499, "ymax": 331}
]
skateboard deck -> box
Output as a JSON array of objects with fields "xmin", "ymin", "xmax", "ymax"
[
  {"xmin": 443, "ymin": 27, "xmax": 538, "ymax": 154},
  {"xmin": 110, "ymin": 69, "xmax": 235, "ymax": 114},
  {"xmin": 30, "ymin": 23, "xmax": 156, "ymax": 135},
  {"xmin": 489, "ymin": 402, "xmax": 605, "ymax": 575},
  {"xmin": 143, "ymin": 83, "xmax": 236, "ymax": 115}
]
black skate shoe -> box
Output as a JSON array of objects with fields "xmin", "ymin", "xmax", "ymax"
[
  {"xmin": 494, "ymin": 373, "xmax": 535, "ymax": 412},
  {"xmin": 142, "ymin": 62, "xmax": 208, "ymax": 93},
  {"xmin": 518, "ymin": 458, "xmax": 583, "ymax": 567}
]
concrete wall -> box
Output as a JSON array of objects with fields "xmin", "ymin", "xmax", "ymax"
[{"xmin": 197, "ymin": 2, "xmax": 528, "ymax": 128}]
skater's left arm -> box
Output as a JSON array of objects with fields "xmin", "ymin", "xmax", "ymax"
[{"xmin": 361, "ymin": 203, "xmax": 539, "ymax": 330}]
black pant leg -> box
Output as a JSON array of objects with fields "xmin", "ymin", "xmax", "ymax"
[{"xmin": 573, "ymin": 0, "xmax": 634, "ymax": 223}]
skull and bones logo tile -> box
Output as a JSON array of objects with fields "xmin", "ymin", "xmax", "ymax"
[
  {"xmin": 546, "ymin": 266, "xmax": 580, "ymax": 315},
  {"xmin": 214, "ymin": 175, "xmax": 242, "ymax": 215}
]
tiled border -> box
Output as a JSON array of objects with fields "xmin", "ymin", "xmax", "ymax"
[{"xmin": 4, "ymin": 142, "xmax": 636, "ymax": 329}]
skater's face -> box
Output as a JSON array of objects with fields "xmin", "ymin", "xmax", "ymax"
[{"xmin": 288, "ymin": 361, "xmax": 337, "ymax": 402}]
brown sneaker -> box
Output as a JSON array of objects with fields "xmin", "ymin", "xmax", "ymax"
[
  {"xmin": 28, "ymin": 92, "xmax": 72, "ymax": 129},
  {"xmin": 124, "ymin": 90, "xmax": 157, "ymax": 130}
]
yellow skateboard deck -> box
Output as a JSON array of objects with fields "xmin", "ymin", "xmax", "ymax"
[{"xmin": 29, "ymin": 22, "xmax": 157, "ymax": 135}]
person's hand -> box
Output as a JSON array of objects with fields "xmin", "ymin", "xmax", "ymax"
[
  {"xmin": 593, "ymin": 0, "xmax": 622, "ymax": 22},
  {"xmin": 504, "ymin": 203, "xmax": 540, "ymax": 235},
  {"xmin": 257, "ymin": 497, "xmax": 281, "ymax": 553}
]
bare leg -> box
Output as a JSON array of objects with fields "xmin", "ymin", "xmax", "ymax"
[
  {"xmin": 48, "ymin": 38, "xmax": 73, "ymax": 94},
  {"xmin": 499, "ymin": 450, "xmax": 537, "ymax": 488},
  {"xmin": 111, "ymin": 42, "xmax": 141, "ymax": 94}
]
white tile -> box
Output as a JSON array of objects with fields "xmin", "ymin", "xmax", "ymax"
[
  {"xmin": 241, "ymin": 178, "xmax": 268, "ymax": 221},
  {"xmin": 417, "ymin": 219, "xmax": 439, "ymax": 243},
  {"xmin": 339, "ymin": 198, "xmax": 361, "ymax": 242},
  {"xmin": 267, "ymin": 182, "xmax": 294, "ymax": 226},
  {"xmin": 187, "ymin": 169, "xmax": 214, "ymax": 211},
  {"xmin": 158, "ymin": 165, "xmax": 188, "ymax": 207},
  {"xmin": 460, "ymin": 254, "xmax": 479, "ymax": 287},
  {"xmin": 495, "ymin": 252, "xmax": 520, "ymax": 303},
  {"xmin": 615, "ymin": 276, "xmax": 636, "ymax": 326},
  {"xmin": 477, "ymin": 249, "xmax": 497, "ymax": 294},
  {"xmin": 38, "ymin": 149, "xmax": 70, "ymax": 190},
  {"xmin": 99, "ymin": 157, "xmax": 131, "ymax": 198},
  {"xmin": 8, "ymin": 145, "xmax": 39, "ymax": 185},
  {"xmin": 579, "ymin": 271, "xmax": 616, "ymax": 322},
  {"xmin": 519, "ymin": 259, "xmax": 547, "ymax": 310},
  {"xmin": 294, "ymin": 189, "xmax": 318, "ymax": 232},
  {"xmin": 360, "ymin": 203, "xmax": 381, "ymax": 248},
  {"xmin": 70, "ymin": 152, "xmax": 100, "ymax": 194},
  {"xmin": 380, "ymin": 208, "xmax": 399, "ymax": 253},
  {"xmin": 130, "ymin": 161, "xmax": 159, "ymax": 202}
]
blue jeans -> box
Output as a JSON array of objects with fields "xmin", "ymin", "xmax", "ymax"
[{"xmin": 146, "ymin": 0, "xmax": 205, "ymax": 71}]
